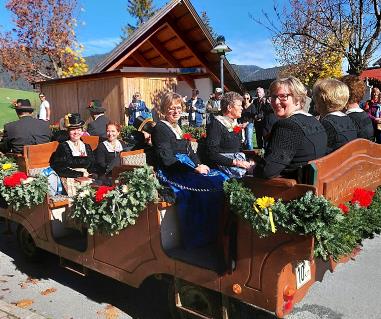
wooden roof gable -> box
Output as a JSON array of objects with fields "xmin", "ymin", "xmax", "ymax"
[{"xmin": 91, "ymin": 0, "xmax": 243, "ymax": 93}]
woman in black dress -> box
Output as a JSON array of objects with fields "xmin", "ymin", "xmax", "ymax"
[
  {"xmin": 152, "ymin": 92, "xmax": 227, "ymax": 250},
  {"xmin": 313, "ymin": 78, "xmax": 357, "ymax": 153},
  {"xmin": 340, "ymin": 75, "xmax": 374, "ymax": 140},
  {"xmin": 95, "ymin": 122, "xmax": 131, "ymax": 185},
  {"xmin": 50, "ymin": 113, "xmax": 97, "ymax": 195},
  {"xmin": 254, "ymin": 76, "xmax": 327, "ymax": 179},
  {"xmin": 205, "ymin": 91, "xmax": 253, "ymax": 178}
]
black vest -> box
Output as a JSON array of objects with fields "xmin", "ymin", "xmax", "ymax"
[
  {"xmin": 347, "ymin": 111, "xmax": 374, "ymax": 140},
  {"xmin": 322, "ymin": 114, "xmax": 357, "ymax": 152}
]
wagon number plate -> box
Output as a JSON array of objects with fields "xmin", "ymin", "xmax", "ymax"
[{"xmin": 296, "ymin": 260, "xmax": 311, "ymax": 289}]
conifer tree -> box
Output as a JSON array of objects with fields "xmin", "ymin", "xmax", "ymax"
[
  {"xmin": 121, "ymin": 0, "xmax": 156, "ymax": 40},
  {"xmin": 200, "ymin": 11, "xmax": 218, "ymax": 40}
]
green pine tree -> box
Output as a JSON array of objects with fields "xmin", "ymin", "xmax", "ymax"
[
  {"xmin": 121, "ymin": 0, "xmax": 156, "ymax": 40},
  {"xmin": 200, "ymin": 11, "xmax": 218, "ymax": 40}
]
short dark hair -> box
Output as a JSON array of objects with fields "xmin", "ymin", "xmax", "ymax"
[{"xmin": 341, "ymin": 75, "xmax": 365, "ymax": 104}]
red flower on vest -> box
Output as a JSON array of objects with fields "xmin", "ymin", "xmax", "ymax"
[{"xmin": 233, "ymin": 125, "xmax": 242, "ymax": 134}]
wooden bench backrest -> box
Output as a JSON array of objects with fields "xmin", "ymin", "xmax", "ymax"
[
  {"xmin": 81, "ymin": 135, "xmax": 99, "ymax": 151},
  {"xmin": 23, "ymin": 141, "xmax": 59, "ymax": 171},
  {"xmin": 309, "ymin": 139, "xmax": 381, "ymax": 204}
]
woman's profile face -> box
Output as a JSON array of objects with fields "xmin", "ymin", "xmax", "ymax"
[
  {"xmin": 226, "ymin": 99, "xmax": 243, "ymax": 119},
  {"xmin": 68, "ymin": 128, "xmax": 82, "ymax": 142},
  {"xmin": 270, "ymin": 85, "xmax": 299, "ymax": 118},
  {"xmin": 106, "ymin": 125, "xmax": 120, "ymax": 142},
  {"xmin": 371, "ymin": 88, "xmax": 380, "ymax": 100},
  {"xmin": 165, "ymin": 100, "xmax": 182, "ymax": 124}
]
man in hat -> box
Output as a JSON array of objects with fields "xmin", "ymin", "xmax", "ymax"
[
  {"xmin": 0, "ymin": 99, "xmax": 51, "ymax": 154},
  {"xmin": 86, "ymin": 100, "xmax": 109, "ymax": 139},
  {"xmin": 206, "ymin": 87, "xmax": 223, "ymax": 124}
]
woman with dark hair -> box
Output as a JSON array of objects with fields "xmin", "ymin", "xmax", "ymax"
[
  {"xmin": 50, "ymin": 113, "xmax": 98, "ymax": 195},
  {"xmin": 254, "ymin": 76, "xmax": 327, "ymax": 179},
  {"xmin": 152, "ymin": 92, "xmax": 228, "ymax": 250},
  {"xmin": 95, "ymin": 121, "xmax": 131, "ymax": 185},
  {"xmin": 205, "ymin": 91, "xmax": 253, "ymax": 178},
  {"xmin": 341, "ymin": 75, "xmax": 374, "ymax": 140},
  {"xmin": 240, "ymin": 92, "xmax": 255, "ymax": 150}
]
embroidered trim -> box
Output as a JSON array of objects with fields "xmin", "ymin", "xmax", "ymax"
[{"xmin": 103, "ymin": 140, "xmax": 123, "ymax": 152}]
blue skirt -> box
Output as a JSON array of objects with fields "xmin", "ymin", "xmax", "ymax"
[{"xmin": 157, "ymin": 154, "xmax": 229, "ymax": 249}]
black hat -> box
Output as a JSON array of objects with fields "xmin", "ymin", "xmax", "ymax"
[
  {"xmin": 87, "ymin": 100, "xmax": 106, "ymax": 113},
  {"xmin": 133, "ymin": 116, "xmax": 155, "ymax": 134},
  {"xmin": 14, "ymin": 99, "xmax": 34, "ymax": 112},
  {"xmin": 64, "ymin": 113, "xmax": 85, "ymax": 128}
]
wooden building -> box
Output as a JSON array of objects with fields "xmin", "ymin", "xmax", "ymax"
[{"xmin": 38, "ymin": 0, "xmax": 243, "ymax": 124}]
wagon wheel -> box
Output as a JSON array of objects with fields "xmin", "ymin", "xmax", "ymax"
[{"xmin": 16, "ymin": 225, "xmax": 41, "ymax": 261}]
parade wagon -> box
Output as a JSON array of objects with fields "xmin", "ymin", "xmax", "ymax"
[{"xmin": 1, "ymin": 138, "xmax": 381, "ymax": 318}]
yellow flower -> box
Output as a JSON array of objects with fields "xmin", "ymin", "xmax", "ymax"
[
  {"xmin": 255, "ymin": 196, "xmax": 275, "ymax": 210},
  {"xmin": 2, "ymin": 163, "xmax": 12, "ymax": 170}
]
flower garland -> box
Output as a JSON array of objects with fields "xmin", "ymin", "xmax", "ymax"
[
  {"xmin": 181, "ymin": 125, "xmax": 206, "ymax": 140},
  {"xmin": 0, "ymin": 156, "xmax": 48, "ymax": 211},
  {"xmin": 71, "ymin": 166, "xmax": 161, "ymax": 235},
  {"xmin": 223, "ymin": 179, "xmax": 381, "ymax": 261}
]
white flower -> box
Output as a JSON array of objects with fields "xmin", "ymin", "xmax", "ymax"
[
  {"xmin": 78, "ymin": 189, "xmax": 90, "ymax": 198},
  {"xmin": 121, "ymin": 185, "xmax": 129, "ymax": 193},
  {"xmin": 21, "ymin": 177, "xmax": 34, "ymax": 185}
]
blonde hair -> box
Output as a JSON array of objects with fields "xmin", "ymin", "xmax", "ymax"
[
  {"xmin": 159, "ymin": 91, "xmax": 184, "ymax": 114},
  {"xmin": 269, "ymin": 76, "xmax": 307, "ymax": 106},
  {"xmin": 313, "ymin": 78, "xmax": 349, "ymax": 113}
]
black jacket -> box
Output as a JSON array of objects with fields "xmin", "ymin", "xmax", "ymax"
[
  {"xmin": 87, "ymin": 115, "xmax": 109, "ymax": 139},
  {"xmin": 95, "ymin": 140, "xmax": 131, "ymax": 175},
  {"xmin": 254, "ymin": 113, "xmax": 327, "ymax": 178},
  {"xmin": 152, "ymin": 121, "xmax": 200, "ymax": 171},
  {"xmin": 347, "ymin": 110, "xmax": 374, "ymax": 140},
  {"xmin": 205, "ymin": 117, "xmax": 242, "ymax": 167},
  {"xmin": 50, "ymin": 141, "xmax": 97, "ymax": 178},
  {"xmin": 1, "ymin": 116, "xmax": 51, "ymax": 153},
  {"xmin": 320, "ymin": 113, "xmax": 357, "ymax": 153}
]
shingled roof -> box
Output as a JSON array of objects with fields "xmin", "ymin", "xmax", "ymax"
[{"xmin": 91, "ymin": 0, "xmax": 243, "ymax": 92}]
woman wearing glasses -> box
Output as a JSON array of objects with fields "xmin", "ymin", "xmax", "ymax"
[
  {"xmin": 254, "ymin": 76, "xmax": 327, "ymax": 179},
  {"xmin": 152, "ymin": 92, "xmax": 228, "ymax": 251}
]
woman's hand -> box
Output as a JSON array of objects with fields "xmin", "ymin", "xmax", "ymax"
[
  {"xmin": 194, "ymin": 164, "xmax": 210, "ymax": 174},
  {"xmin": 233, "ymin": 159, "xmax": 252, "ymax": 169}
]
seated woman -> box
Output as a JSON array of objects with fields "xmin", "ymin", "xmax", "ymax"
[
  {"xmin": 254, "ymin": 76, "xmax": 327, "ymax": 179},
  {"xmin": 313, "ymin": 78, "xmax": 357, "ymax": 153},
  {"xmin": 50, "ymin": 113, "xmax": 97, "ymax": 196},
  {"xmin": 205, "ymin": 91, "xmax": 253, "ymax": 178},
  {"xmin": 341, "ymin": 75, "xmax": 374, "ymax": 140},
  {"xmin": 95, "ymin": 122, "xmax": 131, "ymax": 185},
  {"xmin": 152, "ymin": 92, "xmax": 228, "ymax": 250}
]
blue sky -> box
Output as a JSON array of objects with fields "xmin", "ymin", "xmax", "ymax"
[{"xmin": 0, "ymin": 0, "xmax": 284, "ymax": 68}]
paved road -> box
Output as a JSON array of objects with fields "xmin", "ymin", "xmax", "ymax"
[{"xmin": 1, "ymin": 220, "xmax": 380, "ymax": 319}]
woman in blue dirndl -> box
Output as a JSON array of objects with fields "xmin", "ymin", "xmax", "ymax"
[{"xmin": 152, "ymin": 92, "xmax": 228, "ymax": 250}]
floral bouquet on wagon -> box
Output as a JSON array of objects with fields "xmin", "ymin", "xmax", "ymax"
[
  {"xmin": 0, "ymin": 157, "xmax": 48, "ymax": 211},
  {"xmin": 223, "ymin": 179, "xmax": 381, "ymax": 261},
  {"xmin": 71, "ymin": 166, "xmax": 161, "ymax": 235}
]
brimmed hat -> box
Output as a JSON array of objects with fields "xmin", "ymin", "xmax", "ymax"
[
  {"xmin": 215, "ymin": 88, "xmax": 223, "ymax": 94},
  {"xmin": 87, "ymin": 100, "xmax": 106, "ymax": 113},
  {"xmin": 64, "ymin": 113, "xmax": 85, "ymax": 128},
  {"xmin": 14, "ymin": 99, "xmax": 34, "ymax": 112},
  {"xmin": 133, "ymin": 116, "xmax": 155, "ymax": 134}
]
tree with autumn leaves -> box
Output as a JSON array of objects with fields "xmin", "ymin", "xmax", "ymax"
[
  {"xmin": 0, "ymin": 0, "xmax": 88, "ymax": 83},
  {"xmin": 255, "ymin": 0, "xmax": 381, "ymax": 85}
]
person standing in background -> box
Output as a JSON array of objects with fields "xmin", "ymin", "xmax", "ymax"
[
  {"xmin": 206, "ymin": 87, "xmax": 223, "ymax": 124},
  {"xmin": 252, "ymin": 87, "xmax": 268, "ymax": 149},
  {"xmin": 87, "ymin": 100, "xmax": 110, "ymax": 140},
  {"xmin": 186, "ymin": 89, "xmax": 205, "ymax": 127},
  {"xmin": 38, "ymin": 93, "xmax": 51, "ymax": 122},
  {"xmin": 127, "ymin": 92, "xmax": 151, "ymax": 125},
  {"xmin": 240, "ymin": 92, "xmax": 255, "ymax": 150}
]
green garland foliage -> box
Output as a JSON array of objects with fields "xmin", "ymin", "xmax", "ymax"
[
  {"xmin": 71, "ymin": 166, "xmax": 161, "ymax": 236},
  {"xmin": 0, "ymin": 175, "xmax": 49, "ymax": 211},
  {"xmin": 223, "ymin": 179, "xmax": 381, "ymax": 261},
  {"xmin": 120, "ymin": 125, "xmax": 137, "ymax": 142},
  {"xmin": 181, "ymin": 125, "xmax": 206, "ymax": 140},
  {"xmin": 0, "ymin": 156, "xmax": 17, "ymax": 179}
]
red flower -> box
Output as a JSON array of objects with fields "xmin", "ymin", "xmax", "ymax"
[
  {"xmin": 200, "ymin": 132, "xmax": 207, "ymax": 138},
  {"xmin": 233, "ymin": 125, "xmax": 242, "ymax": 134},
  {"xmin": 351, "ymin": 188, "xmax": 375, "ymax": 208},
  {"xmin": 338, "ymin": 203, "xmax": 350, "ymax": 215},
  {"xmin": 3, "ymin": 172, "xmax": 28, "ymax": 188},
  {"xmin": 95, "ymin": 186, "xmax": 114, "ymax": 203},
  {"xmin": 183, "ymin": 133, "xmax": 192, "ymax": 140}
]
